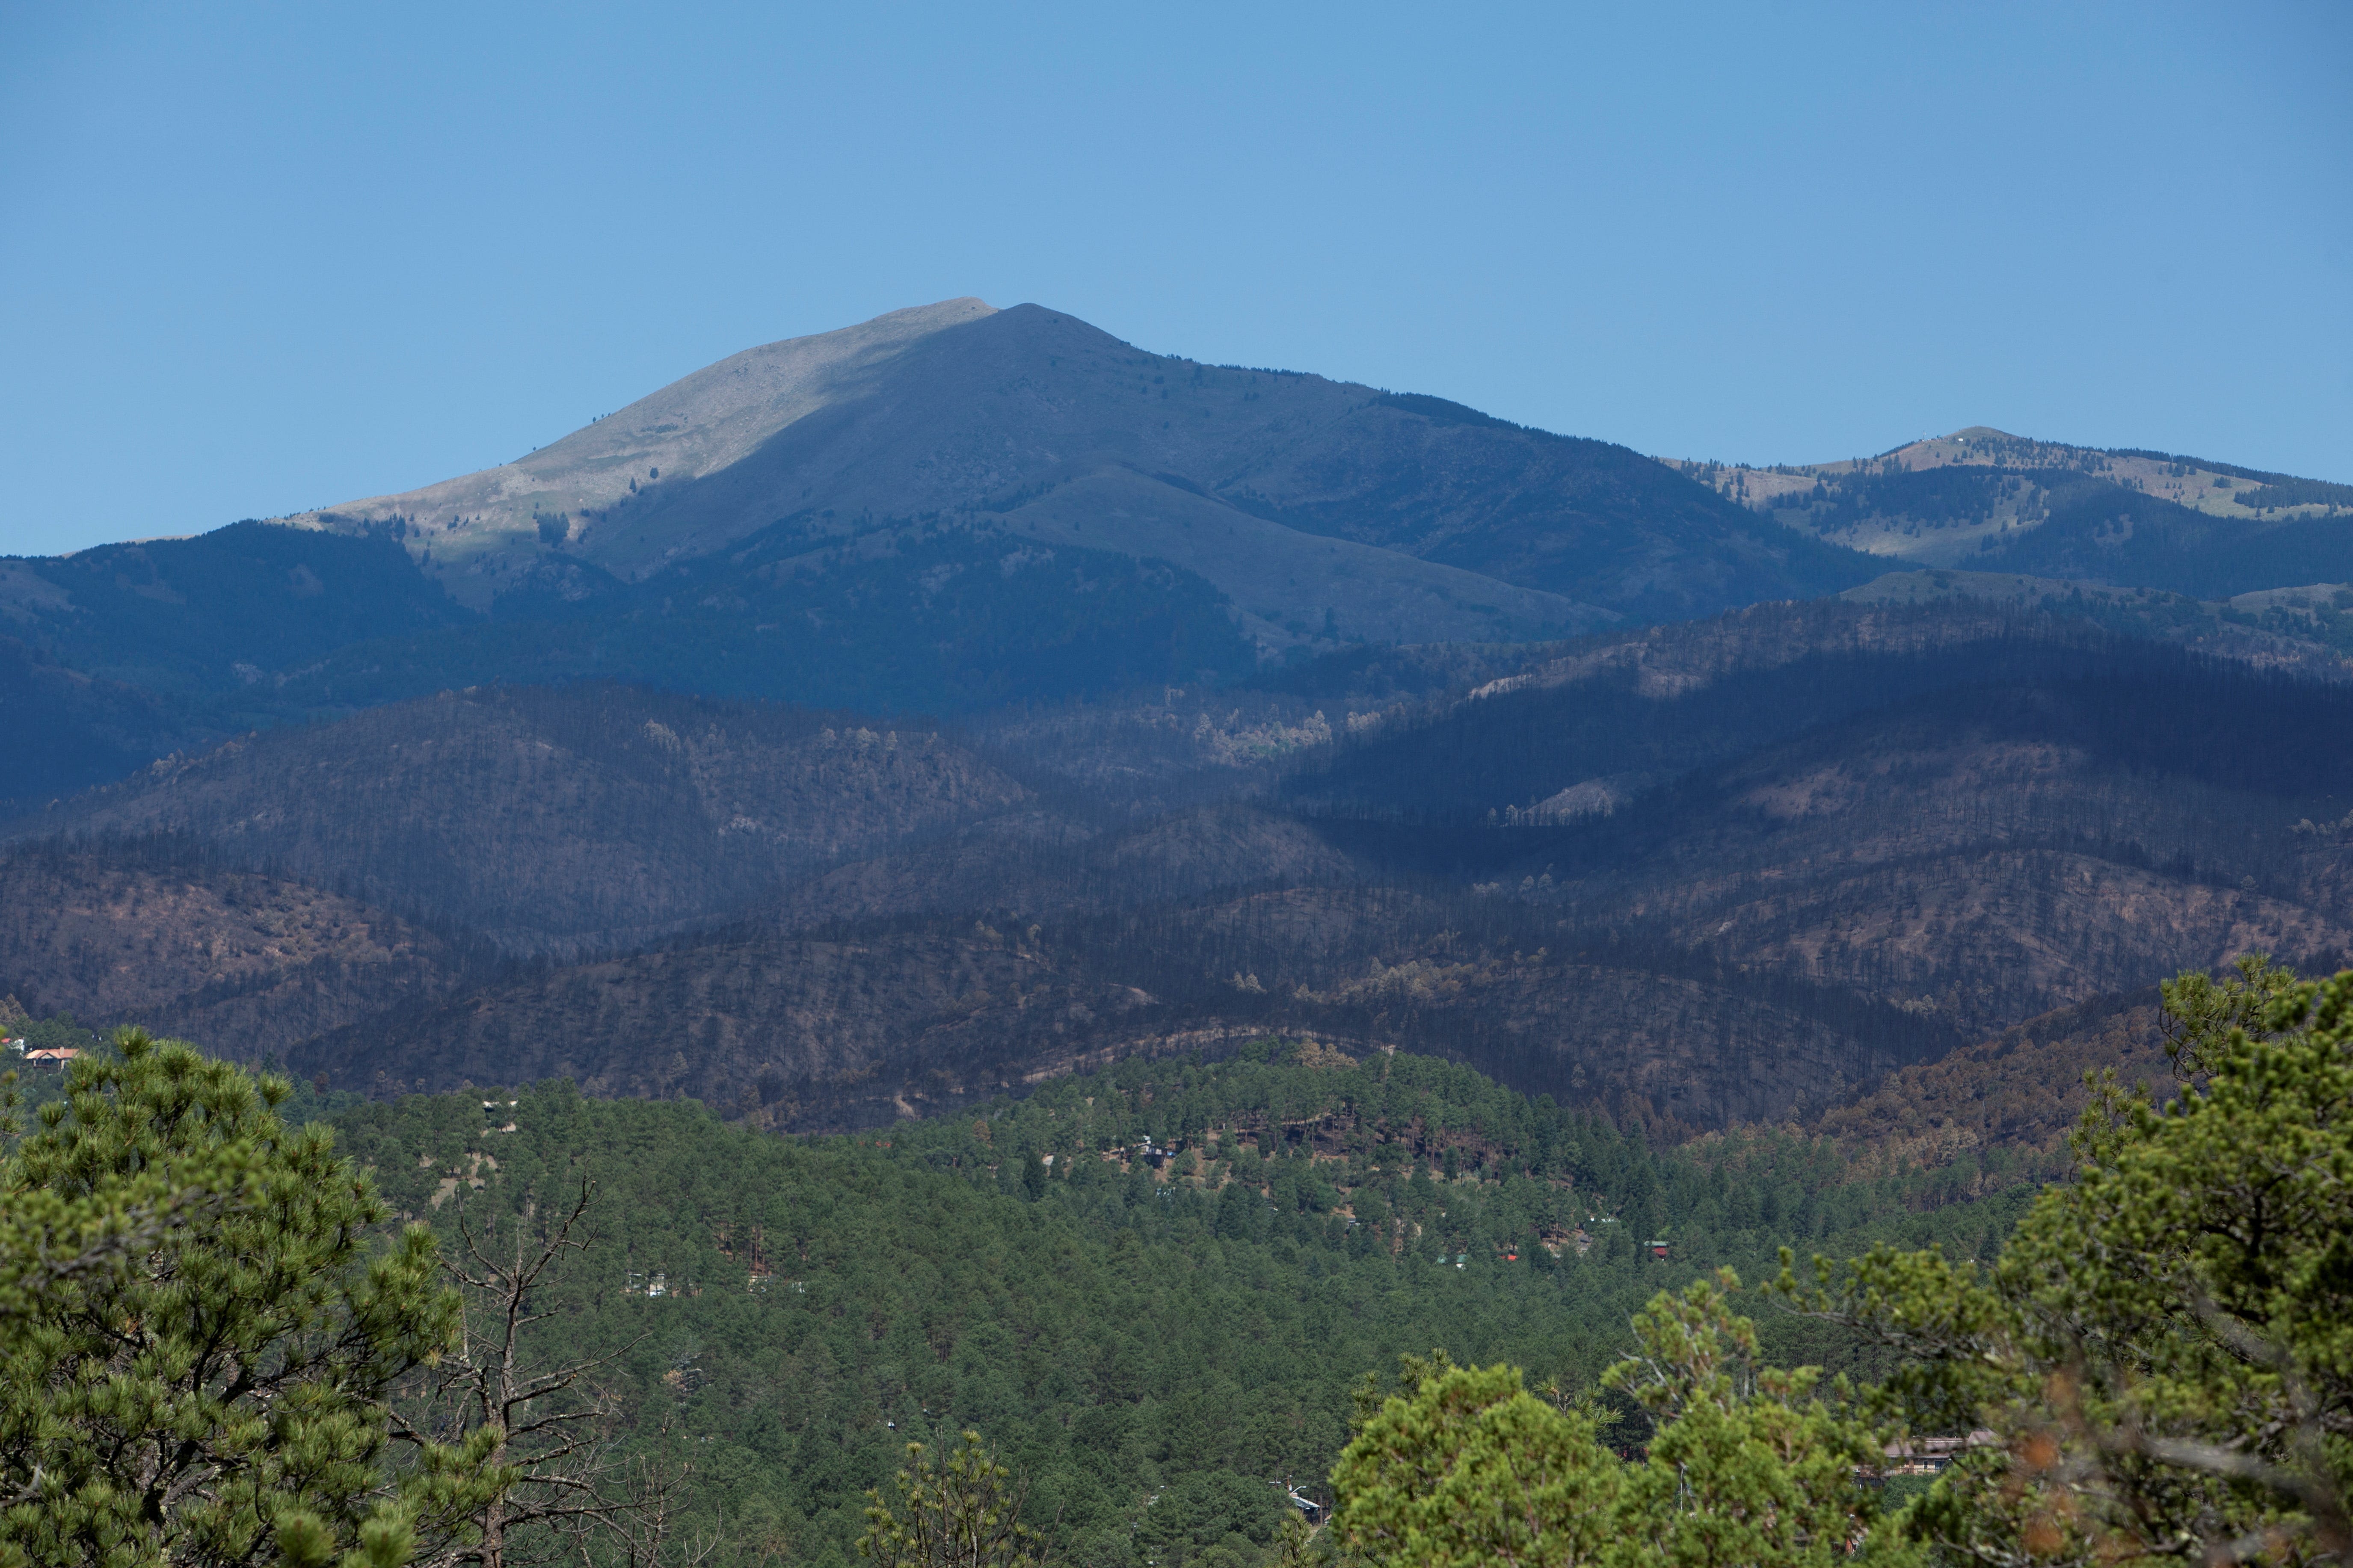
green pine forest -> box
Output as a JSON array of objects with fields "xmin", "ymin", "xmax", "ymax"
[{"xmin": 310, "ymin": 1040, "xmax": 2027, "ymax": 1567}]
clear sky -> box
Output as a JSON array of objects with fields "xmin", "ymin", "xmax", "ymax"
[{"xmin": 3, "ymin": 1, "xmax": 2348, "ymax": 556}]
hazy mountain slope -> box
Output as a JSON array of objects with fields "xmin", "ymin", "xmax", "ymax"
[
  {"xmin": 1840, "ymin": 570, "xmax": 2353, "ymax": 679},
  {"xmin": 1282, "ymin": 600, "xmax": 2125, "ymax": 820},
  {"xmin": 768, "ymin": 804, "xmax": 1368, "ymax": 932},
  {"xmin": 547, "ymin": 305, "xmax": 1359, "ymax": 582},
  {"xmin": 0, "ymin": 635, "xmax": 218, "ymax": 805},
  {"xmin": 19, "ymin": 594, "xmax": 2341, "ymax": 1139},
  {"xmin": 24, "ymin": 684, "xmax": 1034, "ymax": 956},
  {"xmin": 301, "ymin": 298, "xmax": 1002, "ymax": 593},
  {"xmin": 995, "ymin": 466, "xmax": 1606, "ymax": 645},
  {"xmin": 1272, "ymin": 604, "xmax": 2353, "ymax": 1041},
  {"xmin": 1674, "ymin": 428, "xmax": 2353, "ymax": 595},
  {"xmin": 956, "ymin": 644, "xmax": 1560, "ymax": 812},
  {"xmin": 0, "ymin": 522, "xmax": 472, "ymax": 695},
  {"xmin": 256, "ymin": 523, "xmax": 1265, "ymax": 718},
  {"xmin": 1215, "ymin": 391, "xmax": 1875, "ymax": 616},
  {"xmin": 1495, "ymin": 666, "xmax": 2353, "ymax": 1038},
  {"xmin": 0, "ymin": 844, "xmax": 470, "ymax": 1058},
  {"xmin": 0, "ymin": 524, "xmax": 477, "ymax": 794},
  {"xmin": 21, "ymin": 322, "xmax": 2342, "ymax": 799}
]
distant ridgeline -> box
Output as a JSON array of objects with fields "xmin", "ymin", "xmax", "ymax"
[
  {"xmin": 1675, "ymin": 429, "xmax": 2353, "ymax": 599},
  {"xmin": 330, "ymin": 1039, "xmax": 2030, "ymax": 1568}
]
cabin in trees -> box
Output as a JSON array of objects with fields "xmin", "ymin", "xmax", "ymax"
[{"xmin": 1882, "ymin": 1432, "xmax": 1998, "ymax": 1476}]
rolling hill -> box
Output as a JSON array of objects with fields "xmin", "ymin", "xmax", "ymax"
[{"xmin": 0, "ymin": 840, "xmax": 474, "ymax": 1059}]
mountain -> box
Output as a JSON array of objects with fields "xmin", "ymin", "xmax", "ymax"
[
  {"xmin": 10, "ymin": 307, "xmax": 2351, "ymax": 1145},
  {"xmin": 0, "ymin": 522, "xmax": 469, "ymax": 699},
  {"xmin": 1839, "ymin": 569, "xmax": 2353, "ymax": 680},
  {"xmin": 0, "ymin": 301, "xmax": 1886, "ymax": 788},
  {"xmin": 0, "ymin": 633, "xmax": 216, "ymax": 806},
  {"xmin": 1284, "ymin": 600, "xmax": 2353, "ymax": 1042},
  {"xmin": 1670, "ymin": 428, "xmax": 2353, "ymax": 596},
  {"xmin": 12, "ymin": 312, "xmax": 2350, "ymax": 805},
  {"xmin": 297, "ymin": 299, "xmax": 1862, "ymax": 625}
]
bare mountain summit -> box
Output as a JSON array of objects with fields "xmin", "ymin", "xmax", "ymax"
[{"xmin": 300, "ymin": 299, "xmax": 999, "ymax": 592}]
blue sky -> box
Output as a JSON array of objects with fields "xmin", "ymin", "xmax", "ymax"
[{"xmin": 2, "ymin": 1, "xmax": 2347, "ymax": 556}]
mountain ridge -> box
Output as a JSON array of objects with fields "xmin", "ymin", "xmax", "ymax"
[{"xmin": 1668, "ymin": 427, "xmax": 2353, "ymax": 594}]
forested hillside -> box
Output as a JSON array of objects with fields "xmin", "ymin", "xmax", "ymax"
[
  {"xmin": 1841, "ymin": 570, "xmax": 2353, "ymax": 678},
  {"xmin": 1795, "ymin": 990, "xmax": 2171, "ymax": 1182},
  {"xmin": 324, "ymin": 1039, "xmax": 2028, "ymax": 1567}
]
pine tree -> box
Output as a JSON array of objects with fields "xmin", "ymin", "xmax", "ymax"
[
  {"xmin": 0, "ymin": 1033, "xmax": 507, "ymax": 1568},
  {"xmin": 1788, "ymin": 956, "xmax": 2353, "ymax": 1565}
]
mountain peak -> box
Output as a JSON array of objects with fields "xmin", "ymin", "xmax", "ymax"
[
  {"xmin": 297, "ymin": 298, "xmax": 999, "ymax": 600},
  {"xmin": 524, "ymin": 295, "xmax": 999, "ymax": 484}
]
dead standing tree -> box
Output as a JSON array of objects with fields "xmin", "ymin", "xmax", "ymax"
[{"xmin": 394, "ymin": 1176, "xmax": 716, "ymax": 1568}]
